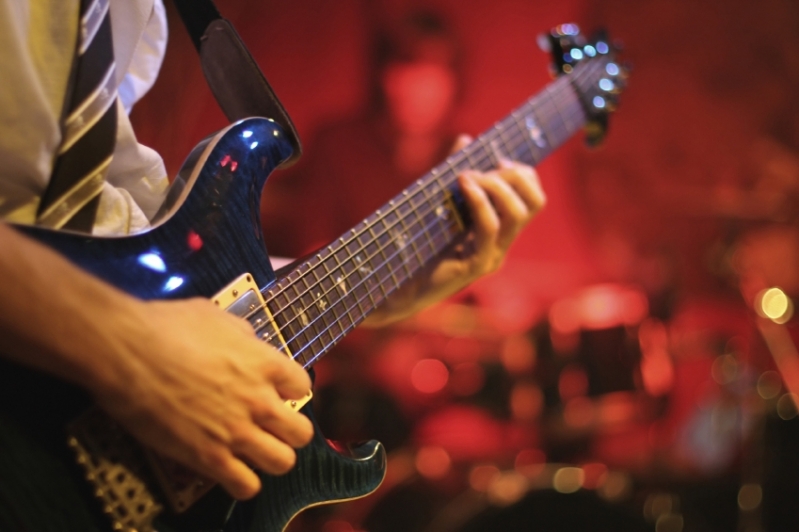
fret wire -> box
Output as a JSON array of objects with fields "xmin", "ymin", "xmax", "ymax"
[
  {"xmin": 548, "ymin": 84, "xmax": 578, "ymax": 136},
  {"xmin": 397, "ymin": 202, "xmax": 425, "ymax": 269},
  {"xmin": 506, "ymin": 104, "xmax": 543, "ymax": 161},
  {"xmin": 315, "ymin": 259, "xmax": 338, "ymax": 336},
  {"xmin": 370, "ymin": 222, "xmax": 397, "ymax": 295},
  {"xmin": 344, "ymin": 236, "xmax": 371, "ymax": 321},
  {"xmin": 537, "ymin": 91, "xmax": 566, "ymax": 147},
  {"xmin": 267, "ymin": 101, "xmax": 552, "ymax": 337},
  {"xmin": 297, "ymin": 216, "xmax": 462, "ymax": 366},
  {"xmin": 503, "ymin": 107, "xmax": 539, "ymax": 167},
  {"xmin": 260, "ymin": 59, "xmax": 603, "ymax": 348},
  {"xmin": 357, "ymin": 224, "xmax": 388, "ymax": 307},
  {"xmin": 262, "ymin": 68, "xmax": 608, "ymax": 364},
  {"xmin": 411, "ymin": 187, "xmax": 437, "ymax": 253},
  {"xmin": 271, "ymin": 192, "xmax": 463, "ymax": 351},
  {"xmin": 270, "ymin": 177, "xmax": 444, "ymax": 318},
  {"xmin": 420, "ymin": 177, "xmax": 447, "ymax": 245},
  {"xmin": 372, "ymin": 219, "xmax": 401, "ymax": 290},
  {"xmin": 288, "ymin": 210, "xmax": 459, "ymax": 362},
  {"xmin": 533, "ymin": 98, "xmax": 557, "ymax": 147},
  {"xmin": 265, "ymin": 63, "xmax": 598, "ymax": 322},
  {"xmin": 494, "ymin": 120, "xmax": 516, "ymax": 163},
  {"xmin": 296, "ymin": 200, "xmax": 456, "ymax": 350},
  {"xmin": 266, "ymin": 89, "xmax": 564, "ymax": 330}
]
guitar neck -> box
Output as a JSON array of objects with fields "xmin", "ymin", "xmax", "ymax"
[{"xmin": 260, "ymin": 58, "xmax": 604, "ymax": 369}]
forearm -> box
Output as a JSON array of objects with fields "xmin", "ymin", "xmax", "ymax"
[{"xmin": 0, "ymin": 223, "xmax": 142, "ymax": 395}]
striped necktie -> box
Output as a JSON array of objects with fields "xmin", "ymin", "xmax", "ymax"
[{"xmin": 37, "ymin": 0, "xmax": 118, "ymax": 232}]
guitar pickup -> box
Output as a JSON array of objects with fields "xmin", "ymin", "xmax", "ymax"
[{"xmin": 212, "ymin": 274, "xmax": 312, "ymax": 412}]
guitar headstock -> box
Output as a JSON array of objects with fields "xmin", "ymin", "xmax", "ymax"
[{"xmin": 539, "ymin": 23, "xmax": 626, "ymax": 146}]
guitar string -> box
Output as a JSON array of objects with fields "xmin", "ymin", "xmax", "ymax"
[
  {"xmin": 249, "ymin": 58, "xmax": 605, "ymax": 357},
  {"xmin": 250, "ymin": 61, "xmax": 600, "ymax": 361},
  {"xmin": 263, "ymin": 86, "xmax": 595, "ymax": 366},
  {"xmin": 293, "ymin": 206, "xmax": 460, "ymax": 365},
  {"xmin": 289, "ymin": 100, "xmax": 591, "ymax": 368},
  {"xmin": 257, "ymin": 59, "xmax": 600, "ymax": 355},
  {"xmin": 300, "ymin": 215, "xmax": 460, "ymax": 367},
  {"xmin": 259, "ymin": 83, "xmax": 590, "ymax": 360},
  {"xmin": 261, "ymin": 53, "xmax": 606, "ymax": 321},
  {"xmin": 261, "ymin": 60, "xmax": 594, "ymax": 321},
  {"xmin": 259, "ymin": 88, "xmax": 575, "ymax": 344},
  {"xmin": 259, "ymin": 58, "xmax": 600, "ymax": 329}
]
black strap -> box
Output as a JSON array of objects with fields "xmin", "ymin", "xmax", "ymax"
[{"xmin": 172, "ymin": 0, "xmax": 303, "ymax": 167}]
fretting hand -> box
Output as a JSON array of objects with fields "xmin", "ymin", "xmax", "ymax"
[{"xmin": 366, "ymin": 135, "xmax": 546, "ymax": 326}]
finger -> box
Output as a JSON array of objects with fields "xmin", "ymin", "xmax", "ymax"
[
  {"xmin": 260, "ymin": 348, "xmax": 312, "ymax": 400},
  {"xmin": 233, "ymin": 425, "xmax": 299, "ymax": 475},
  {"xmin": 198, "ymin": 445, "xmax": 262, "ymax": 500},
  {"xmin": 251, "ymin": 389, "xmax": 314, "ymax": 448},
  {"xmin": 450, "ymin": 134, "xmax": 473, "ymax": 154},
  {"xmin": 457, "ymin": 172, "xmax": 500, "ymax": 268},
  {"xmin": 471, "ymin": 171, "xmax": 531, "ymax": 250},
  {"xmin": 497, "ymin": 160, "xmax": 547, "ymax": 213}
]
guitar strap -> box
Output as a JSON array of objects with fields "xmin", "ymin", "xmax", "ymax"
[
  {"xmin": 171, "ymin": 0, "xmax": 303, "ymax": 166},
  {"xmin": 41, "ymin": 0, "xmax": 303, "ymax": 233}
]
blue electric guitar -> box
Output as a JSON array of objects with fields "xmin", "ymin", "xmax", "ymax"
[{"xmin": 0, "ymin": 27, "xmax": 624, "ymax": 532}]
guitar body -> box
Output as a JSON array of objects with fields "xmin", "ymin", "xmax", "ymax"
[{"xmin": 0, "ymin": 118, "xmax": 386, "ymax": 532}]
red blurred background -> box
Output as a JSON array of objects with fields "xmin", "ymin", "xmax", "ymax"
[{"xmin": 132, "ymin": 0, "xmax": 799, "ymax": 530}]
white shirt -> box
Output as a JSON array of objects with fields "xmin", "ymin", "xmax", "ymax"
[{"xmin": 0, "ymin": 0, "xmax": 169, "ymax": 235}]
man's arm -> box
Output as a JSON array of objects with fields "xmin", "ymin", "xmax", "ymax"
[{"xmin": 0, "ymin": 223, "xmax": 313, "ymax": 500}]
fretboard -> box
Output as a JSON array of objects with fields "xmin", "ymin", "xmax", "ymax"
[{"xmin": 257, "ymin": 56, "xmax": 609, "ymax": 369}]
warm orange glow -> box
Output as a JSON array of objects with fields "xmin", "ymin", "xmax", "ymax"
[
  {"xmin": 737, "ymin": 483, "xmax": 762, "ymax": 511},
  {"xmin": 564, "ymin": 396, "xmax": 595, "ymax": 428},
  {"xmin": 756, "ymin": 371, "xmax": 782, "ymax": 400},
  {"xmin": 581, "ymin": 463, "xmax": 609, "ymax": 490},
  {"xmin": 777, "ymin": 393, "xmax": 799, "ymax": 420},
  {"xmin": 558, "ymin": 364, "xmax": 589, "ymax": 400},
  {"xmin": 500, "ymin": 334, "xmax": 537, "ymax": 374},
  {"xmin": 514, "ymin": 448, "xmax": 546, "ymax": 478},
  {"xmin": 638, "ymin": 319, "xmax": 674, "ymax": 396},
  {"xmin": 411, "ymin": 358, "xmax": 449, "ymax": 394},
  {"xmin": 449, "ymin": 362, "xmax": 484, "ymax": 396},
  {"xmin": 756, "ymin": 287, "xmax": 794, "ymax": 324},
  {"xmin": 415, "ymin": 446, "xmax": 451, "ymax": 479},
  {"xmin": 551, "ymin": 285, "xmax": 649, "ymax": 334},
  {"xmin": 579, "ymin": 285, "xmax": 648, "ymax": 330},
  {"xmin": 553, "ymin": 467, "xmax": 584, "ymax": 493},
  {"xmin": 510, "ymin": 383, "xmax": 543, "ymax": 421},
  {"xmin": 469, "ymin": 464, "xmax": 500, "ymax": 492},
  {"xmin": 487, "ymin": 471, "xmax": 528, "ymax": 506},
  {"xmin": 550, "ymin": 298, "xmax": 581, "ymax": 334},
  {"xmin": 644, "ymin": 492, "xmax": 674, "ymax": 520},
  {"xmin": 598, "ymin": 471, "xmax": 632, "ymax": 502},
  {"xmin": 382, "ymin": 62, "xmax": 457, "ymax": 135},
  {"xmin": 711, "ymin": 354, "xmax": 738, "ymax": 385}
]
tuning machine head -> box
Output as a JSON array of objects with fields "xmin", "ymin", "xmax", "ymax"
[{"xmin": 540, "ymin": 24, "xmax": 627, "ymax": 147}]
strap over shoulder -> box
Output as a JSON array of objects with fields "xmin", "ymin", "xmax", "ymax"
[{"xmin": 172, "ymin": 0, "xmax": 303, "ymax": 167}]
